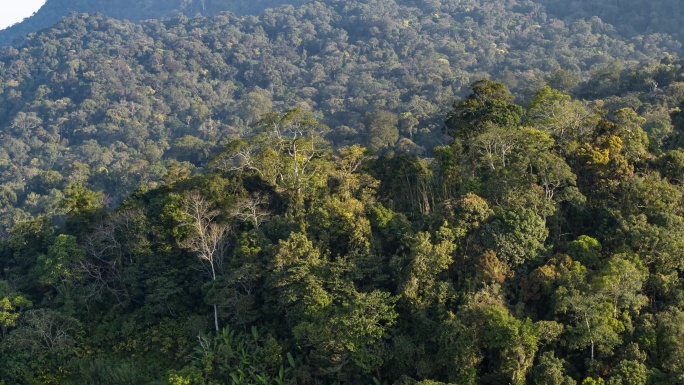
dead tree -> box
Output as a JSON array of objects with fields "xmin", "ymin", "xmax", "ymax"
[
  {"xmin": 181, "ymin": 192, "xmax": 230, "ymax": 332},
  {"xmin": 229, "ymin": 193, "xmax": 271, "ymax": 229}
]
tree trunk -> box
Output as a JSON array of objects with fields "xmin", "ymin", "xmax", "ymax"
[{"xmin": 211, "ymin": 266, "xmax": 219, "ymax": 332}]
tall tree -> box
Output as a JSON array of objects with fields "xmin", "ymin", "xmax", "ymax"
[{"xmin": 181, "ymin": 192, "xmax": 230, "ymax": 332}]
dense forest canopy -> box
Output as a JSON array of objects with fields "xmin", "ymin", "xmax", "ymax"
[
  {"xmin": 0, "ymin": 0, "xmax": 307, "ymax": 47},
  {"xmin": 537, "ymin": 0, "xmax": 684, "ymax": 41},
  {"xmin": 3, "ymin": 80, "xmax": 684, "ymax": 384},
  {"xmin": 0, "ymin": 0, "xmax": 682, "ymax": 235},
  {"xmin": 4, "ymin": 0, "xmax": 684, "ymax": 384},
  {"xmin": 4, "ymin": 0, "xmax": 684, "ymax": 48}
]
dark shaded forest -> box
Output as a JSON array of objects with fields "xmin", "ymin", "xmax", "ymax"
[
  {"xmin": 538, "ymin": 0, "xmax": 684, "ymax": 40},
  {"xmin": 3, "ymin": 0, "xmax": 684, "ymax": 384}
]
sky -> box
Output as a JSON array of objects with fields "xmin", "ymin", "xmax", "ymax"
[{"xmin": 0, "ymin": 0, "xmax": 47, "ymax": 30}]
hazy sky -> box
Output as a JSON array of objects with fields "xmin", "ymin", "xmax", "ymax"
[{"xmin": 0, "ymin": 0, "xmax": 46, "ymax": 30}]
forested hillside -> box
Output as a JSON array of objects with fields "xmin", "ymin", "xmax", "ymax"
[
  {"xmin": 4, "ymin": 80, "xmax": 684, "ymax": 384},
  {"xmin": 538, "ymin": 0, "xmax": 684, "ymax": 40},
  {"xmin": 0, "ymin": 0, "xmax": 682, "ymax": 235},
  {"xmin": 5, "ymin": 0, "xmax": 684, "ymax": 49},
  {"xmin": 0, "ymin": 0, "xmax": 305, "ymax": 47},
  {"xmin": 4, "ymin": 0, "xmax": 684, "ymax": 384}
]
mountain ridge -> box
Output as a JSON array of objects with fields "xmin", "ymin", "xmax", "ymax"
[
  {"xmin": 0, "ymin": 0, "xmax": 307, "ymax": 47},
  {"xmin": 5, "ymin": 0, "xmax": 684, "ymax": 51}
]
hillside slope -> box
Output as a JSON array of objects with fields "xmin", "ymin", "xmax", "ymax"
[
  {"xmin": 0, "ymin": 0, "xmax": 305, "ymax": 47},
  {"xmin": 3, "ymin": 1, "xmax": 684, "ymax": 384},
  {"xmin": 537, "ymin": 0, "xmax": 684, "ymax": 40},
  {"xmin": 4, "ymin": 0, "xmax": 684, "ymax": 50},
  {"xmin": 4, "ymin": 77, "xmax": 684, "ymax": 384},
  {"xmin": 0, "ymin": 0, "xmax": 681, "ymax": 233}
]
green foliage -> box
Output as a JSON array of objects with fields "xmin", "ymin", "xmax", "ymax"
[
  {"xmin": 0, "ymin": 308, "xmax": 81, "ymax": 383},
  {"xmin": 35, "ymin": 234, "xmax": 85, "ymax": 287},
  {"xmin": 365, "ymin": 110, "xmax": 400, "ymax": 151},
  {"xmin": 0, "ymin": 0, "xmax": 308, "ymax": 47},
  {"xmin": 444, "ymin": 80, "xmax": 523, "ymax": 140},
  {"xmin": 189, "ymin": 326, "xmax": 295, "ymax": 385},
  {"xmin": 3, "ymin": 70, "xmax": 684, "ymax": 383},
  {"xmin": 3, "ymin": 1, "xmax": 684, "ymax": 382},
  {"xmin": 399, "ymin": 227, "xmax": 455, "ymax": 311},
  {"xmin": 581, "ymin": 377, "xmax": 606, "ymax": 385},
  {"xmin": 169, "ymin": 366, "xmax": 206, "ymax": 385},
  {"xmin": 0, "ymin": 281, "xmax": 32, "ymax": 339},
  {"xmin": 538, "ymin": 0, "xmax": 684, "ymax": 40},
  {"xmin": 527, "ymin": 86, "xmax": 599, "ymax": 145},
  {"xmin": 533, "ymin": 351, "xmax": 577, "ymax": 385},
  {"xmin": 65, "ymin": 357, "xmax": 156, "ymax": 385},
  {"xmin": 607, "ymin": 360, "xmax": 648, "ymax": 385},
  {"xmin": 655, "ymin": 309, "xmax": 684, "ymax": 372},
  {"xmin": 0, "ymin": 0, "xmax": 679, "ymax": 234},
  {"xmin": 480, "ymin": 208, "xmax": 548, "ymax": 266},
  {"xmin": 568, "ymin": 236, "xmax": 603, "ymax": 269}
]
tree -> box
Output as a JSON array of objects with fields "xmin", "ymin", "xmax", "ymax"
[
  {"xmin": 60, "ymin": 182, "xmax": 106, "ymax": 234},
  {"xmin": 532, "ymin": 150, "xmax": 581, "ymax": 217},
  {"xmin": 526, "ymin": 86, "xmax": 598, "ymax": 143},
  {"xmin": 268, "ymin": 231, "xmax": 396, "ymax": 380},
  {"xmin": 398, "ymin": 226, "xmax": 456, "ymax": 312},
  {"xmin": 553, "ymin": 261, "xmax": 624, "ymax": 362},
  {"xmin": 596, "ymin": 256, "xmax": 647, "ymax": 319},
  {"xmin": 607, "ymin": 360, "xmax": 648, "ymax": 385},
  {"xmin": 373, "ymin": 152, "xmax": 436, "ymax": 216},
  {"xmin": 655, "ymin": 149, "xmax": 684, "ymax": 185},
  {"xmin": 229, "ymin": 193, "xmax": 271, "ymax": 230},
  {"xmin": 268, "ymin": 231, "xmax": 328, "ymax": 329},
  {"xmin": 479, "ymin": 207, "xmax": 548, "ymax": 267},
  {"xmin": 0, "ymin": 308, "xmax": 81, "ymax": 383},
  {"xmin": 231, "ymin": 108, "xmax": 332, "ymax": 216},
  {"xmin": 444, "ymin": 80, "xmax": 522, "ymax": 141},
  {"xmin": 532, "ymin": 351, "xmax": 577, "ymax": 385},
  {"xmin": 365, "ymin": 110, "xmax": 399, "ymax": 151},
  {"xmin": 181, "ymin": 192, "xmax": 230, "ymax": 332},
  {"xmin": 36, "ymin": 234, "xmax": 86, "ymax": 288},
  {"xmin": 471, "ymin": 123, "xmax": 519, "ymax": 171},
  {"xmin": 237, "ymin": 87, "xmax": 273, "ymax": 126},
  {"xmin": 612, "ymin": 108, "xmax": 649, "ymax": 162},
  {"xmin": 35, "ymin": 234, "xmax": 87, "ymax": 311},
  {"xmin": 0, "ymin": 281, "xmax": 32, "ymax": 339},
  {"xmin": 545, "ymin": 69, "xmax": 582, "ymax": 92},
  {"xmin": 293, "ymin": 289, "xmax": 397, "ymax": 378},
  {"xmin": 567, "ymin": 236, "xmax": 603, "ymax": 269},
  {"xmin": 332, "ymin": 144, "xmax": 378, "ymax": 200},
  {"xmin": 655, "ymin": 308, "xmax": 684, "ymax": 372},
  {"xmin": 555, "ymin": 286, "xmax": 621, "ymax": 362},
  {"xmin": 455, "ymin": 290, "xmax": 539, "ymax": 385},
  {"xmin": 186, "ymin": 326, "xmax": 295, "ymax": 384}
]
